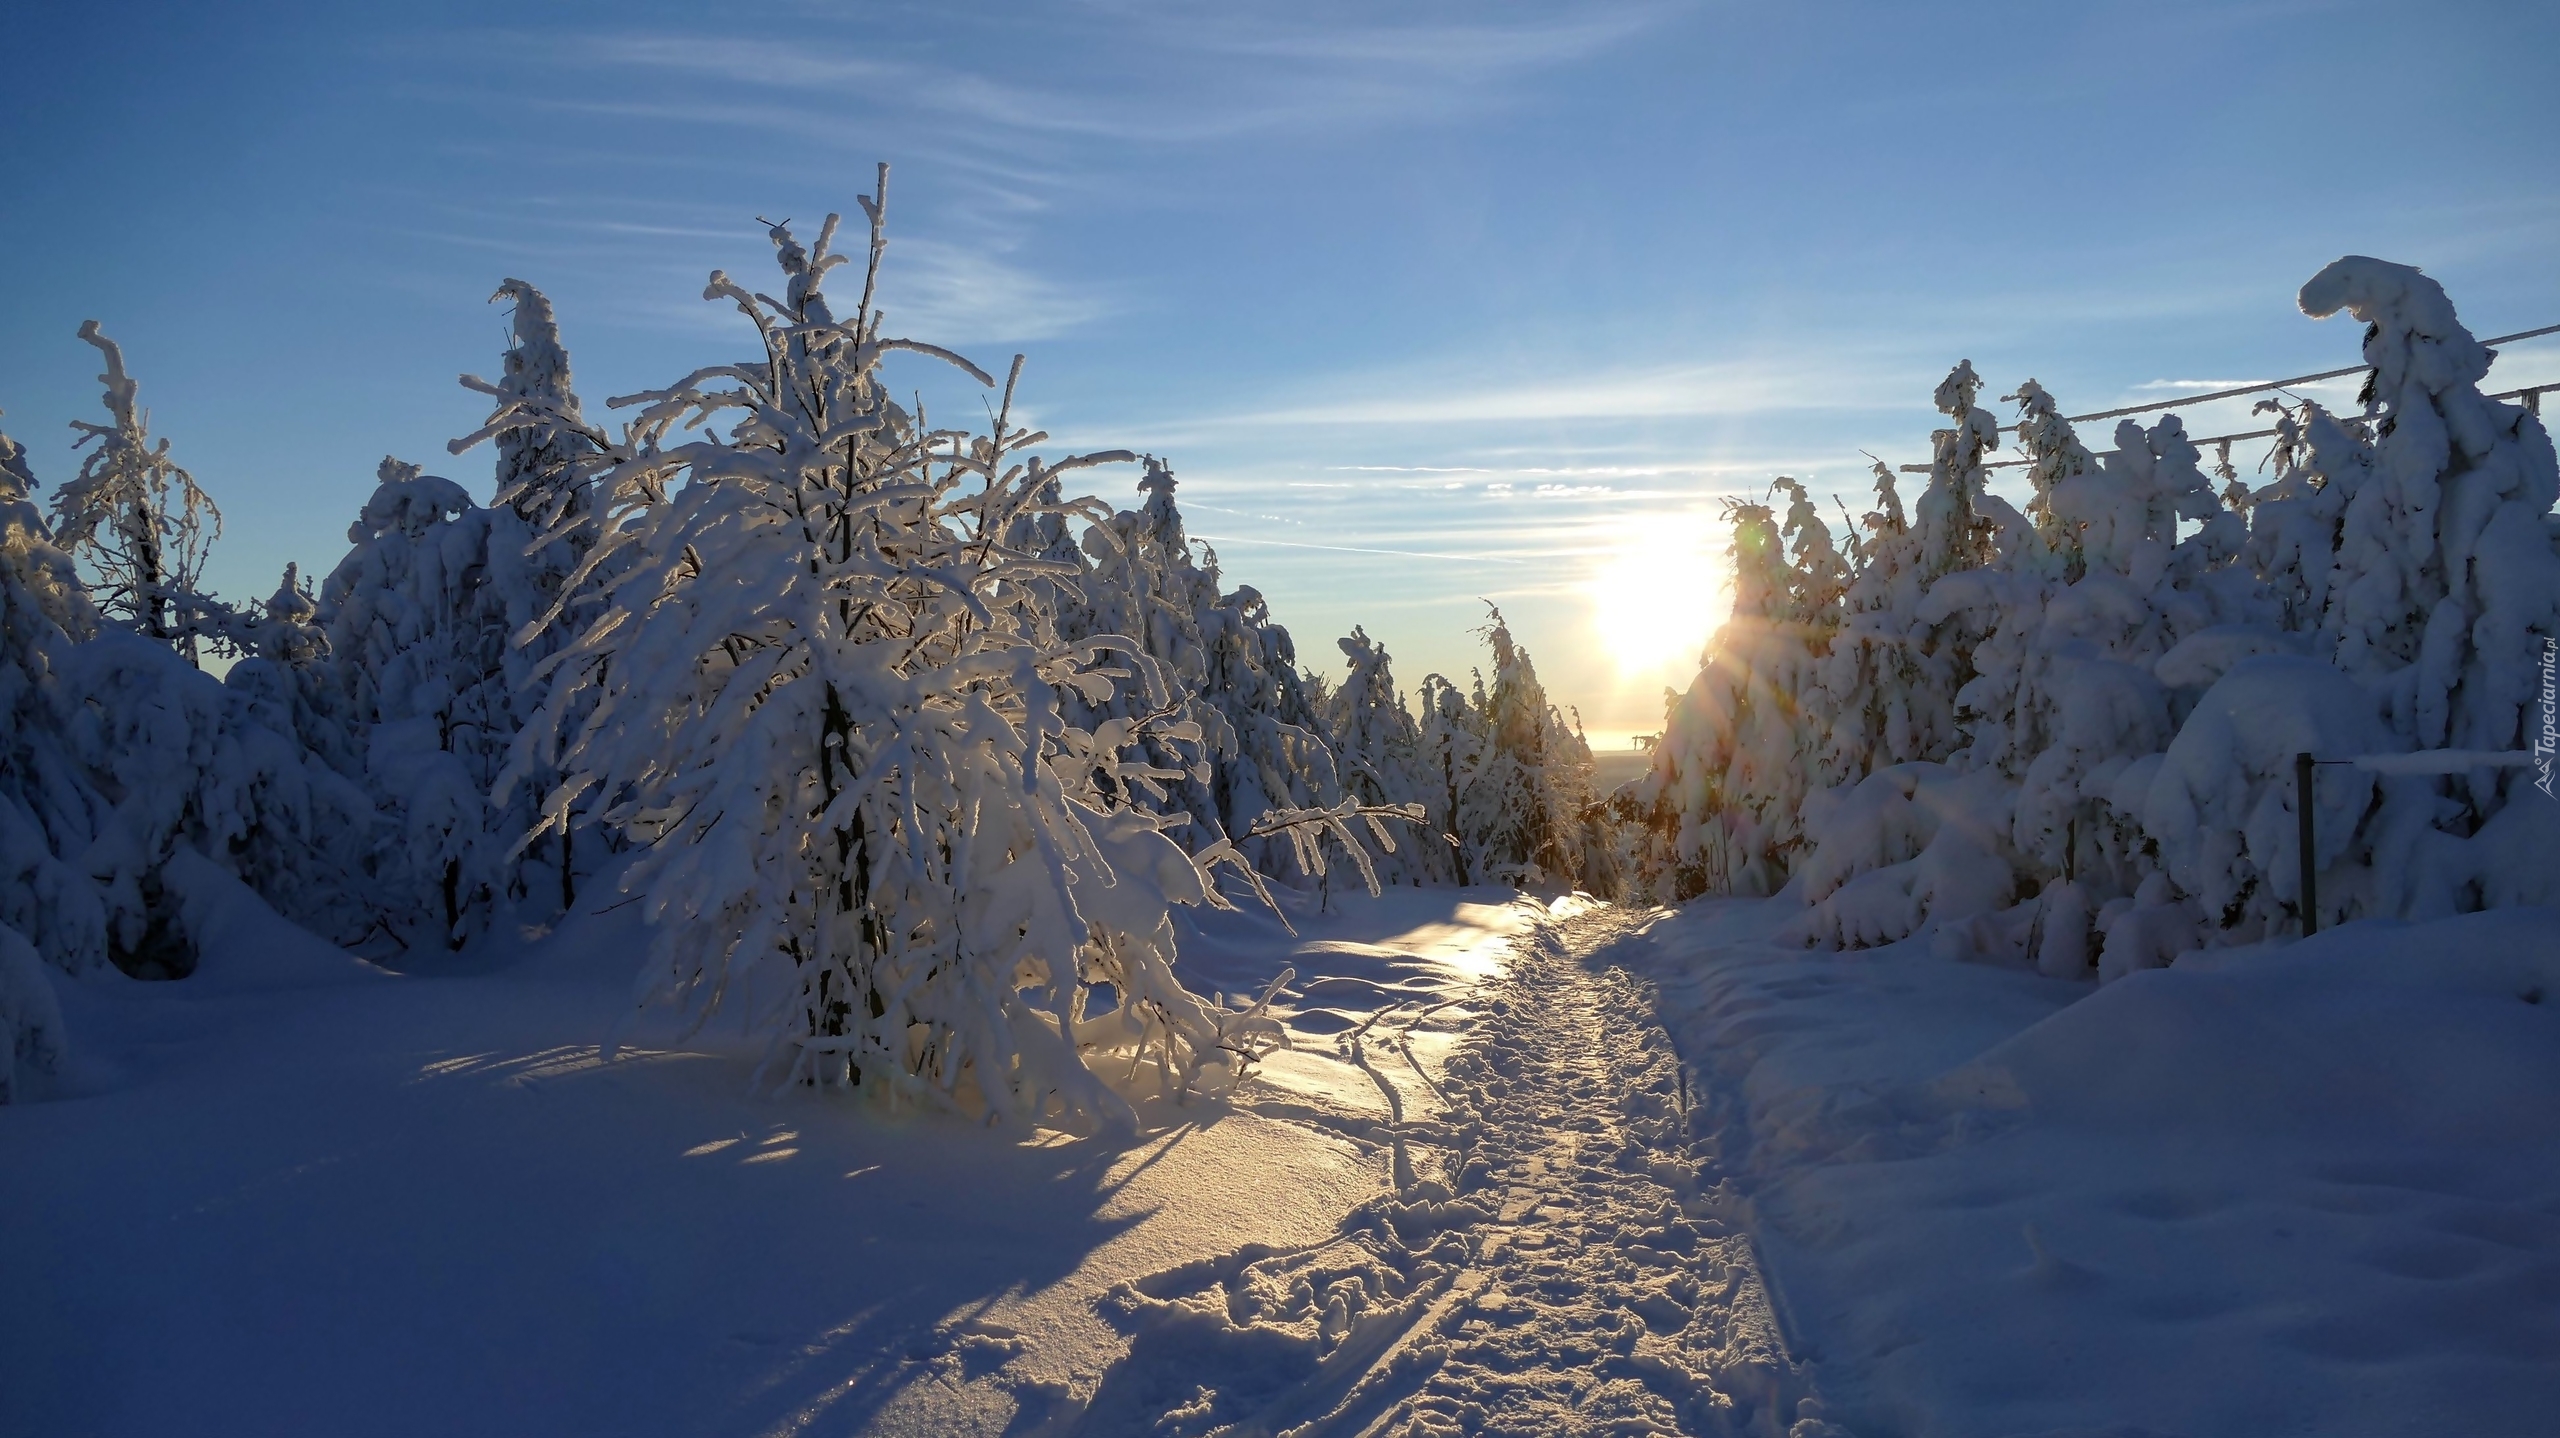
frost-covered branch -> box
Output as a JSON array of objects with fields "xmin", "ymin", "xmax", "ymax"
[{"xmin": 49, "ymin": 322, "xmax": 226, "ymax": 665}]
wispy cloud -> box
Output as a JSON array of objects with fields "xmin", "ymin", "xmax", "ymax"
[
  {"xmin": 576, "ymin": 5, "xmax": 1676, "ymax": 147},
  {"xmin": 1173, "ymin": 354, "xmax": 1912, "ymax": 432},
  {"xmin": 876, "ymin": 237, "xmax": 1115, "ymax": 343},
  {"xmin": 1190, "ymin": 534, "xmax": 1526, "ymax": 564},
  {"xmin": 1331, "ymin": 464, "xmax": 1493, "ymax": 474},
  {"xmin": 412, "ymin": 4, "xmax": 1680, "ymax": 356}
]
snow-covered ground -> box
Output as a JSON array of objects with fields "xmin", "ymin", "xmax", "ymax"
[
  {"xmin": 15, "ymin": 868, "xmax": 2558, "ymax": 1438},
  {"xmin": 1068, "ymin": 902, "xmax": 1819, "ymax": 1438},
  {"xmin": 1613, "ymin": 898, "xmax": 2560, "ymax": 1438},
  {"xmin": 0, "ymin": 871, "xmax": 1536, "ymax": 1438}
]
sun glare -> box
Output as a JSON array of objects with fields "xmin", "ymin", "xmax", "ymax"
[{"xmin": 1589, "ymin": 516, "xmax": 1726, "ymax": 678}]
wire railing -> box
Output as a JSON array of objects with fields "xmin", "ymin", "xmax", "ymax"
[
  {"xmin": 2295, "ymin": 750, "xmax": 2534, "ymax": 936},
  {"xmin": 1894, "ymin": 323, "xmax": 2560, "ymax": 474}
]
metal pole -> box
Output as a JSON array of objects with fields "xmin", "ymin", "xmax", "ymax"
[{"xmin": 2296, "ymin": 752, "xmax": 2318, "ymax": 937}]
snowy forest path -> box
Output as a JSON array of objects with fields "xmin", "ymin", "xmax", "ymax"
[{"xmin": 1053, "ymin": 905, "xmax": 1825, "ymax": 1438}]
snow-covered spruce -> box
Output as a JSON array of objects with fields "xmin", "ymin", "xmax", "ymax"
[
  {"xmin": 1417, "ymin": 670, "xmax": 1493, "ymax": 886},
  {"xmin": 318, "ymin": 458, "xmax": 550, "ymax": 947},
  {"xmin": 314, "ymin": 281, "xmax": 618, "ymax": 948},
  {"xmin": 1325, "ymin": 625, "xmax": 1456, "ymax": 887},
  {"xmin": 1039, "ymin": 459, "xmax": 1240, "ymax": 862},
  {"xmin": 1627, "ymin": 257, "xmax": 2560, "ymax": 971},
  {"xmin": 2131, "ymin": 260, "xmax": 2560, "ymax": 945},
  {"xmin": 1809, "ymin": 365, "xmax": 2002, "ymax": 789},
  {"xmin": 1623, "ymin": 483, "xmax": 1841, "ymax": 903},
  {"xmin": 0, "ymin": 420, "xmax": 100, "ymax": 1091},
  {"xmin": 505, "ymin": 180, "xmax": 1411, "ymax": 1128},
  {"xmin": 1192, "ymin": 560, "xmax": 1352, "ymax": 881},
  {"xmin": 1022, "ymin": 455, "xmax": 1374, "ymax": 886},
  {"xmin": 1456, "ymin": 605, "xmax": 1613, "ymax": 895},
  {"xmin": 449, "ymin": 278, "xmax": 611, "ymax": 909}
]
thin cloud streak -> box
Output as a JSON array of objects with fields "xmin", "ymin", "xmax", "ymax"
[
  {"xmin": 1190, "ymin": 534, "xmax": 1528, "ymax": 564},
  {"xmin": 575, "ymin": 6, "xmax": 1676, "ymax": 147},
  {"xmin": 877, "ymin": 238, "xmax": 1117, "ymax": 344},
  {"xmin": 1198, "ymin": 362, "xmax": 1909, "ymax": 428}
]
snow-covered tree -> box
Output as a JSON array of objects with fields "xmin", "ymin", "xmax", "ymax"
[
  {"xmin": 0, "ymin": 419, "xmax": 117, "ymax": 1008},
  {"xmin": 1, "ymin": 406, "xmax": 370, "ymax": 1010},
  {"xmin": 1457, "ymin": 605, "xmax": 1602, "ymax": 890},
  {"xmin": 449, "ymin": 279, "xmax": 608, "ymax": 908},
  {"xmin": 1322, "ymin": 625, "xmax": 1448, "ymax": 886},
  {"xmin": 1915, "ymin": 361, "xmax": 2004, "ymax": 585},
  {"xmin": 1193, "ymin": 567, "xmax": 1347, "ymax": 879},
  {"xmin": 2104, "ymin": 263, "xmax": 2560, "ymax": 949},
  {"xmin": 1816, "ymin": 461, "xmax": 1944, "ymax": 781},
  {"xmin": 478, "ymin": 280, "xmax": 596, "ymax": 536},
  {"xmin": 1416, "ymin": 671, "xmax": 1488, "ymax": 885},
  {"xmin": 1813, "ymin": 367, "xmax": 2004, "ymax": 780},
  {"xmin": 1044, "ymin": 460, "xmax": 1231, "ymax": 858},
  {"xmin": 2298, "ymin": 258, "xmax": 2558, "ymax": 801},
  {"xmin": 320, "ymin": 459, "xmax": 539, "ymax": 947},
  {"xmin": 2007, "ymin": 378, "xmax": 2096, "ymax": 579},
  {"xmin": 1, "ymin": 424, "xmax": 100, "ymax": 642},
  {"xmin": 200, "ymin": 561, "xmax": 376, "ymax": 944},
  {"xmin": 2158, "ymin": 257, "xmax": 2560, "ymax": 931},
  {"xmin": 1625, "ymin": 483, "xmax": 1848, "ymax": 902},
  {"xmin": 1739, "ymin": 259, "xmax": 2560, "ymax": 972},
  {"xmin": 48, "ymin": 323, "xmax": 232, "ymax": 665},
  {"xmin": 1032, "ymin": 457, "xmax": 1367, "ymax": 885},
  {"xmin": 510, "ymin": 183, "xmax": 1342, "ymax": 1129}
]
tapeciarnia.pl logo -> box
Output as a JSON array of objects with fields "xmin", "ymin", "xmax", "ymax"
[{"xmin": 2538, "ymin": 636, "xmax": 2557, "ymax": 799}]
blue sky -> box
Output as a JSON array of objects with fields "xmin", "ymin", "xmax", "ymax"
[{"xmin": 4, "ymin": 0, "xmax": 2556, "ymax": 739}]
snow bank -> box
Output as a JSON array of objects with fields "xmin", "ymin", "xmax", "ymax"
[
  {"xmin": 0, "ymin": 922, "xmax": 66, "ymax": 1103},
  {"xmin": 158, "ymin": 846, "xmax": 384, "ymax": 993},
  {"xmin": 1623, "ymin": 899, "xmax": 2560, "ymax": 1438}
]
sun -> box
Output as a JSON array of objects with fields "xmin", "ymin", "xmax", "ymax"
[{"xmin": 1588, "ymin": 515, "xmax": 1726, "ymax": 678}]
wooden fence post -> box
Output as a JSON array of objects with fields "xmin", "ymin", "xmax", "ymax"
[{"xmin": 2296, "ymin": 751, "xmax": 2318, "ymax": 937}]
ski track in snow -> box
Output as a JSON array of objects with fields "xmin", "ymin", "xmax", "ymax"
[{"xmin": 1053, "ymin": 905, "xmax": 1832, "ymax": 1438}]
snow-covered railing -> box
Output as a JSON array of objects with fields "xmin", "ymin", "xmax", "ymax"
[
  {"xmin": 2048, "ymin": 322, "xmax": 2560, "ymax": 428},
  {"xmin": 2291, "ymin": 750, "xmax": 2536, "ymax": 936},
  {"xmin": 1895, "ymin": 322, "xmax": 2560, "ymax": 474},
  {"xmin": 2334, "ymin": 750, "xmax": 2538, "ymax": 776}
]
